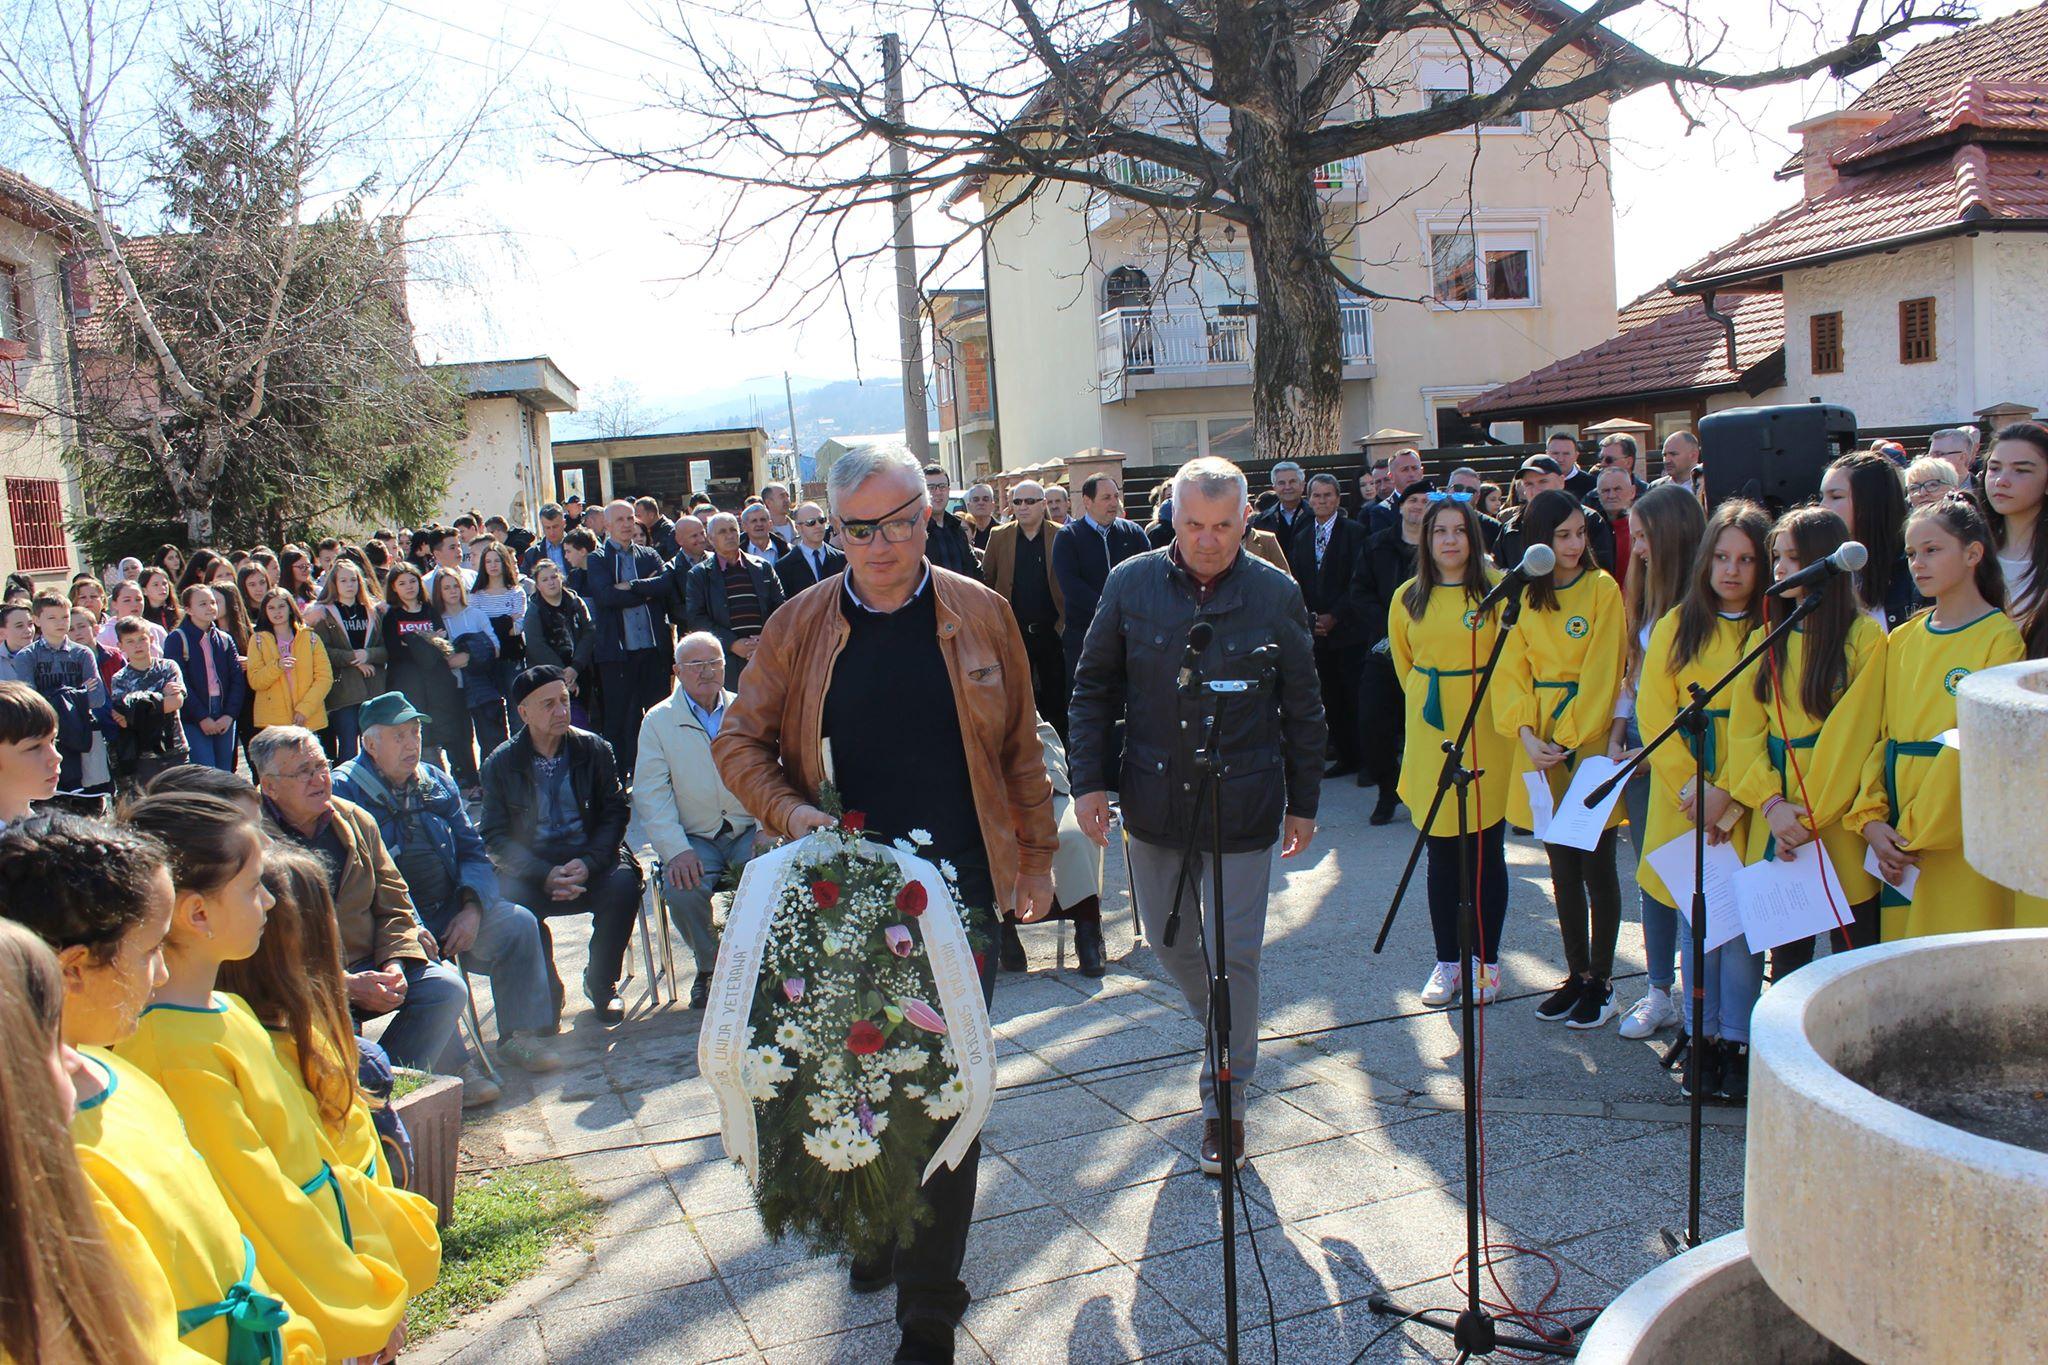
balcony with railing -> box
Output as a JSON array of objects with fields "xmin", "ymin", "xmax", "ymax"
[
  {"xmin": 1089, "ymin": 153, "xmax": 1366, "ymax": 226},
  {"xmin": 1097, "ymin": 299, "xmax": 1374, "ymax": 401}
]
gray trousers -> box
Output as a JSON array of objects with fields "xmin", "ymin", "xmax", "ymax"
[
  {"xmin": 659, "ymin": 823, "xmax": 759, "ymax": 975},
  {"xmin": 1126, "ymin": 834, "xmax": 1274, "ymax": 1119}
]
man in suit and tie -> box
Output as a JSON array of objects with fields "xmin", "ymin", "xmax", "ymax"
[
  {"xmin": 686, "ymin": 513, "xmax": 787, "ymax": 691},
  {"xmin": 583, "ymin": 499, "xmax": 674, "ymax": 780},
  {"xmin": 1252, "ymin": 460, "xmax": 1311, "ymax": 540},
  {"xmin": 774, "ymin": 501, "xmax": 846, "ymax": 597},
  {"xmin": 983, "ymin": 479, "xmax": 1066, "ymax": 735},
  {"xmin": 1285, "ymin": 474, "xmax": 1368, "ymax": 779},
  {"xmin": 1052, "ymin": 474, "xmax": 1151, "ymax": 684}
]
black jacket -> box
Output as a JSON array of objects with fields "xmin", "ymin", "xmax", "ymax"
[
  {"xmin": 1252, "ymin": 501, "xmax": 1311, "ymax": 540},
  {"xmin": 1348, "ymin": 525, "xmax": 1421, "ymax": 650},
  {"xmin": 478, "ymin": 726, "xmax": 632, "ymax": 884},
  {"xmin": 775, "ymin": 543, "xmax": 848, "ymax": 598},
  {"xmin": 925, "ymin": 510, "xmax": 982, "ymax": 581},
  {"xmin": 583, "ymin": 540, "xmax": 672, "ymax": 663},
  {"xmin": 1068, "ymin": 548, "xmax": 1326, "ymax": 853},
  {"xmin": 1284, "ymin": 514, "xmax": 1368, "ymax": 648},
  {"xmin": 684, "ymin": 553, "xmax": 787, "ymax": 650}
]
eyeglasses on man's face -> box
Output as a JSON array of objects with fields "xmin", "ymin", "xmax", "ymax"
[
  {"xmin": 1010, "ymin": 496, "xmax": 1043, "ymax": 507},
  {"xmin": 797, "ymin": 516, "xmax": 827, "ymax": 527},
  {"xmin": 679, "ymin": 659, "xmax": 725, "ymax": 674},
  {"xmin": 838, "ymin": 492, "xmax": 926, "ymax": 546}
]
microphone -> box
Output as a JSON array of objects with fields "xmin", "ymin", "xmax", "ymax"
[
  {"xmin": 1766, "ymin": 541, "xmax": 1867, "ymax": 599},
  {"xmin": 1176, "ymin": 620, "xmax": 1215, "ymax": 691},
  {"xmin": 1475, "ymin": 542, "xmax": 1557, "ymax": 614}
]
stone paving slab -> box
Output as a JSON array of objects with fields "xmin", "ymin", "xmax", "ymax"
[{"xmin": 420, "ymin": 780, "xmax": 1761, "ymax": 1363}]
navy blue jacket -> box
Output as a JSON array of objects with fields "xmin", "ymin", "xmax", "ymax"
[
  {"xmin": 582, "ymin": 539, "xmax": 672, "ymax": 663},
  {"xmin": 1051, "ymin": 516, "xmax": 1151, "ymax": 643},
  {"xmin": 161, "ymin": 621, "xmax": 247, "ymax": 723},
  {"xmin": 333, "ymin": 757, "xmax": 503, "ymax": 931}
]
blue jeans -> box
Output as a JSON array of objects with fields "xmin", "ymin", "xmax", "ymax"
[
  {"xmin": 1679, "ymin": 928, "xmax": 1765, "ymax": 1044},
  {"xmin": 658, "ymin": 823, "xmax": 759, "ymax": 974},
  {"xmin": 355, "ymin": 957, "xmax": 468, "ymax": 1073},
  {"xmin": 326, "ymin": 704, "xmax": 362, "ymax": 764},
  {"xmin": 182, "ymin": 718, "xmax": 237, "ymax": 772},
  {"xmin": 452, "ymin": 899, "xmax": 554, "ymax": 1038}
]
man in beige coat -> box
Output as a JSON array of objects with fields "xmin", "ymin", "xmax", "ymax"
[{"xmin": 632, "ymin": 631, "xmax": 762, "ymax": 1008}]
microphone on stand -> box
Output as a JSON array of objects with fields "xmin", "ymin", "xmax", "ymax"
[
  {"xmin": 1474, "ymin": 542, "xmax": 1557, "ymax": 615},
  {"xmin": 1766, "ymin": 540, "xmax": 1868, "ymax": 598},
  {"xmin": 1176, "ymin": 620, "xmax": 1215, "ymax": 692}
]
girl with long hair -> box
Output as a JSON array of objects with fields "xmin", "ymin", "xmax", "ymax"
[
  {"xmin": 1, "ymin": 814, "xmax": 327, "ymax": 1364},
  {"xmin": 1729, "ymin": 507, "xmax": 1888, "ymax": 980},
  {"xmin": 522, "ymin": 559, "xmax": 597, "ymax": 729},
  {"xmin": 1850, "ymin": 497, "xmax": 2024, "ymax": 940},
  {"xmin": 432, "ymin": 569, "xmax": 501, "ymax": 786},
  {"xmin": 1819, "ymin": 451, "xmax": 1917, "ymax": 628},
  {"xmin": 114, "ymin": 794, "xmax": 413, "ymax": 1362},
  {"xmin": 137, "ymin": 566, "xmax": 180, "ymax": 633},
  {"xmin": 277, "ymin": 550, "xmax": 316, "ymax": 606},
  {"xmin": 1636, "ymin": 500, "xmax": 1771, "ymax": 1100},
  {"xmin": 307, "ymin": 560, "xmax": 385, "ymax": 764},
  {"xmin": 175, "ymin": 547, "xmax": 220, "ymax": 599},
  {"xmin": 1497, "ymin": 489, "xmax": 1627, "ymax": 1028},
  {"xmin": 245, "ymin": 590, "xmax": 333, "ymax": 737},
  {"xmin": 156, "ymin": 543, "xmax": 187, "ymax": 585},
  {"xmin": 1610, "ymin": 487, "xmax": 1706, "ymax": 1038},
  {"xmin": 1390, "ymin": 497, "xmax": 1513, "ymax": 1007},
  {"xmin": 1983, "ymin": 421, "xmax": 2048, "ymax": 619},
  {"xmin": 225, "ymin": 848, "xmax": 440, "ymax": 1296}
]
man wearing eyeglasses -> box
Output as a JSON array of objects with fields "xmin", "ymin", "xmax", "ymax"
[
  {"xmin": 1597, "ymin": 433, "xmax": 1652, "ymax": 501},
  {"xmin": 715, "ymin": 443, "xmax": 1057, "ymax": 1365},
  {"xmin": 774, "ymin": 500, "xmax": 847, "ymax": 597},
  {"xmin": 633, "ymin": 633, "xmax": 763, "ymax": 1010},
  {"xmin": 922, "ymin": 465, "xmax": 983, "ymax": 580}
]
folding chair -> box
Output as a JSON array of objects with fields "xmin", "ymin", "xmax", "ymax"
[{"xmin": 456, "ymin": 962, "xmax": 502, "ymax": 1086}]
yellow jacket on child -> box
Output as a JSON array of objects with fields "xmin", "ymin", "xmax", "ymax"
[
  {"xmin": 244, "ymin": 626, "xmax": 333, "ymax": 731},
  {"xmin": 1495, "ymin": 568, "xmax": 1625, "ymax": 831},
  {"xmin": 1635, "ymin": 610, "xmax": 1756, "ymax": 907},
  {"xmin": 1388, "ymin": 577, "xmax": 1512, "ymax": 837}
]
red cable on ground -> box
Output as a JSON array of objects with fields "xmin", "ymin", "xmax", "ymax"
[{"xmin": 1764, "ymin": 639, "xmax": 1853, "ymax": 946}]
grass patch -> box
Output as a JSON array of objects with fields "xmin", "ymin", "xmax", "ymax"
[
  {"xmin": 389, "ymin": 1067, "xmax": 432, "ymax": 1101},
  {"xmin": 406, "ymin": 1162, "xmax": 601, "ymax": 1337}
]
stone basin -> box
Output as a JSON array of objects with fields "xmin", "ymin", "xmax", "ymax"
[{"xmin": 1577, "ymin": 1230, "xmax": 1851, "ymax": 1363}]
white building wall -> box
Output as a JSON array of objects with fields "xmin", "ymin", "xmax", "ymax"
[
  {"xmin": 441, "ymin": 395, "xmax": 547, "ymax": 527},
  {"xmin": 1973, "ymin": 233, "xmax": 2048, "ymax": 413},
  {"xmin": 0, "ymin": 212, "xmax": 81, "ymax": 577},
  {"xmin": 1781, "ymin": 242, "xmax": 1964, "ymax": 425},
  {"xmin": 984, "ymin": 178, "xmax": 1108, "ymax": 463}
]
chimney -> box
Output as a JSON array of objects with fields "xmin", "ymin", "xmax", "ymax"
[{"xmin": 1788, "ymin": 109, "xmax": 1897, "ymax": 200}]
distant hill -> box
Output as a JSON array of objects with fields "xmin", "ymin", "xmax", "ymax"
[{"xmin": 671, "ymin": 377, "xmax": 935, "ymax": 457}]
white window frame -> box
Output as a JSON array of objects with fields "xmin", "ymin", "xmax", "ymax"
[
  {"xmin": 1415, "ymin": 49, "xmax": 1529, "ymax": 134},
  {"xmin": 1416, "ymin": 210, "xmax": 1546, "ymax": 311},
  {"xmin": 1419, "ymin": 385, "xmax": 1499, "ymax": 447},
  {"xmin": 1151, "ymin": 413, "xmax": 1255, "ymax": 462}
]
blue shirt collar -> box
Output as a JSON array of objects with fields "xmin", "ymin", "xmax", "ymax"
[{"xmin": 684, "ymin": 691, "xmax": 726, "ymax": 736}]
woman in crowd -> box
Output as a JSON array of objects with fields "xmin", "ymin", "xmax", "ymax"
[
  {"xmin": 98, "ymin": 579, "xmax": 167, "ymax": 655},
  {"xmin": 1983, "ymin": 420, "xmax": 2048, "ymax": 620},
  {"xmin": 1609, "ymin": 486, "xmax": 1706, "ymax": 1040},
  {"xmin": 1731, "ymin": 507, "xmax": 1889, "ymax": 983},
  {"xmin": 523, "ymin": 558, "xmax": 596, "ymax": 729},
  {"xmin": 0, "ymin": 815, "xmax": 320, "ymax": 1364},
  {"xmin": 1635, "ymin": 500, "xmax": 1771, "ymax": 1098},
  {"xmin": 116, "ymin": 793, "xmax": 413, "ymax": 1362},
  {"xmin": 1391, "ymin": 496, "xmax": 1512, "ymax": 1008},
  {"xmin": 245, "ymin": 589, "xmax": 333, "ymax": 741},
  {"xmin": 1498, "ymin": 488, "xmax": 1627, "ymax": 1029},
  {"xmin": 377, "ymin": 564, "xmax": 463, "ymax": 774},
  {"xmin": 467, "ymin": 540, "xmax": 528, "ymax": 693},
  {"xmin": 277, "ymin": 550, "xmax": 317, "ymax": 606},
  {"xmin": 72, "ymin": 572, "xmax": 108, "ymax": 620},
  {"xmin": 1819, "ymin": 451, "xmax": 1917, "ymax": 629},
  {"xmin": 431, "ymin": 570, "xmax": 503, "ymax": 783},
  {"xmin": 1903, "ymin": 456, "xmax": 1961, "ymax": 510},
  {"xmin": 175, "ymin": 548, "xmax": 221, "ymax": 598},
  {"xmin": 138, "ymin": 567, "xmax": 180, "ymax": 633},
  {"xmin": 1851, "ymin": 496, "xmax": 2024, "ymax": 939},
  {"xmin": 306, "ymin": 560, "xmax": 385, "ymax": 764},
  {"xmin": 157, "ymin": 544, "xmax": 187, "ymax": 586},
  {"xmin": 222, "ymin": 846, "xmax": 440, "ymax": 1298},
  {"xmin": 0, "ymin": 919, "xmax": 150, "ymax": 1365},
  {"xmin": 1477, "ymin": 483, "xmax": 1505, "ymax": 520}
]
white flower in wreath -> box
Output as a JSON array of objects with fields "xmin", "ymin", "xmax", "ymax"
[
  {"xmin": 939, "ymin": 859, "xmax": 958, "ymax": 882},
  {"xmin": 865, "ymin": 1076, "xmax": 892, "ymax": 1103},
  {"xmin": 922, "ymin": 1075, "xmax": 971, "ymax": 1120},
  {"xmin": 882, "ymin": 1045, "xmax": 927, "ymax": 1074},
  {"xmin": 893, "ymin": 838, "xmax": 916, "ymax": 855},
  {"xmin": 844, "ymin": 1133, "xmax": 882, "ymax": 1168},
  {"xmin": 774, "ymin": 1022, "xmax": 807, "ymax": 1052},
  {"xmin": 902, "ymin": 1082, "xmax": 927, "ymax": 1099},
  {"xmin": 806, "ymin": 1094, "xmax": 839, "ymax": 1123},
  {"xmin": 819, "ymin": 1057, "xmax": 844, "ymax": 1082},
  {"xmin": 803, "ymin": 1127, "xmax": 858, "ymax": 1172},
  {"xmin": 908, "ymin": 828, "xmax": 934, "ymax": 847}
]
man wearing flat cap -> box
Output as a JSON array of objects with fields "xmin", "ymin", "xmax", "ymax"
[
  {"xmin": 478, "ymin": 665, "xmax": 642, "ymax": 1024},
  {"xmin": 1492, "ymin": 453, "xmax": 1616, "ymax": 575}
]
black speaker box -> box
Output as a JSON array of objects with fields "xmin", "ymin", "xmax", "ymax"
[{"xmin": 1698, "ymin": 403, "xmax": 1859, "ymax": 516}]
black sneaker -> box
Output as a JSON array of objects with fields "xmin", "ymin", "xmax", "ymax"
[
  {"xmin": 1369, "ymin": 790, "xmax": 1400, "ymax": 826},
  {"xmin": 1534, "ymin": 976, "xmax": 1585, "ymax": 1021},
  {"xmin": 848, "ymin": 1254, "xmax": 894, "ymax": 1294},
  {"xmin": 1712, "ymin": 1043, "xmax": 1750, "ymax": 1105},
  {"xmin": 999, "ymin": 922, "xmax": 1027, "ymax": 973},
  {"xmin": 1680, "ymin": 1036, "xmax": 1725, "ymax": 1100},
  {"xmin": 1564, "ymin": 977, "xmax": 1617, "ymax": 1030},
  {"xmin": 688, "ymin": 972, "xmax": 712, "ymax": 1011}
]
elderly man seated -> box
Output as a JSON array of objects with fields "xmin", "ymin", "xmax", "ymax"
[
  {"xmin": 250, "ymin": 725, "xmax": 469, "ymax": 1079},
  {"xmin": 632, "ymin": 632, "xmax": 765, "ymax": 1009},
  {"xmin": 334, "ymin": 691, "xmax": 563, "ymax": 1081},
  {"xmin": 479, "ymin": 666, "xmax": 640, "ymax": 1025}
]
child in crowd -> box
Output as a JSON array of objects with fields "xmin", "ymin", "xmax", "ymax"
[
  {"xmin": 0, "ymin": 679, "xmax": 62, "ymax": 826},
  {"xmin": 1389, "ymin": 494, "xmax": 1512, "ymax": 1007},
  {"xmin": 246, "ymin": 588, "xmax": 333, "ymax": 738},
  {"xmin": 0, "ymin": 918, "xmax": 150, "ymax": 1365},
  {"xmin": 1498, "ymin": 489, "xmax": 1627, "ymax": 1028},
  {"xmin": 108, "ymin": 616, "xmax": 192, "ymax": 790},
  {"xmin": 23, "ymin": 590, "xmax": 114, "ymax": 809},
  {"xmin": 115, "ymin": 793, "xmax": 413, "ymax": 1363},
  {"xmin": 1851, "ymin": 496, "xmax": 2026, "ymax": 939},
  {"xmin": 162, "ymin": 583, "xmax": 248, "ymax": 772},
  {"xmin": 0, "ymin": 601, "xmax": 34, "ymax": 683}
]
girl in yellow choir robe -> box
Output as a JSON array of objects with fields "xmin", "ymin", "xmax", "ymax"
[
  {"xmin": 114, "ymin": 794, "xmax": 413, "ymax": 1365},
  {"xmin": 0, "ymin": 811, "xmax": 319, "ymax": 1365},
  {"xmin": 1851, "ymin": 497, "xmax": 2025, "ymax": 940},
  {"xmin": 1636, "ymin": 500, "xmax": 1770, "ymax": 1101},
  {"xmin": 1389, "ymin": 493, "xmax": 1512, "ymax": 1008},
  {"xmin": 1730, "ymin": 507, "xmax": 1889, "ymax": 980},
  {"xmin": 1496, "ymin": 489, "xmax": 1627, "ymax": 1028},
  {"xmin": 0, "ymin": 920, "xmax": 151, "ymax": 1365},
  {"xmin": 221, "ymin": 845, "xmax": 440, "ymax": 1297}
]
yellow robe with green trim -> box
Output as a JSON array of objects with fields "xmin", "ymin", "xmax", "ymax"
[
  {"xmin": 271, "ymin": 1031, "xmax": 441, "ymax": 1297},
  {"xmin": 1847, "ymin": 609, "xmax": 2024, "ymax": 940},
  {"xmin": 1495, "ymin": 568, "xmax": 1626, "ymax": 831},
  {"xmin": 113, "ymin": 994, "xmax": 411, "ymax": 1361},
  {"xmin": 1634, "ymin": 611, "xmax": 1756, "ymax": 907},
  {"xmin": 70, "ymin": 1048, "xmax": 321, "ymax": 1365},
  {"xmin": 1727, "ymin": 615, "xmax": 1887, "ymax": 904},
  {"xmin": 1388, "ymin": 578, "xmax": 1512, "ymax": 837}
]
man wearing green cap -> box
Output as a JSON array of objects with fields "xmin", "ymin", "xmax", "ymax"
[{"xmin": 335, "ymin": 690, "xmax": 562, "ymax": 1089}]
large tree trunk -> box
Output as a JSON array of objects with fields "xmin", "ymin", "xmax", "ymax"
[{"xmin": 1230, "ymin": 117, "xmax": 1342, "ymax": 464}]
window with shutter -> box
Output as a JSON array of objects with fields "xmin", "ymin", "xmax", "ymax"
[
  {"xmin": 1899, "ymin": 297, "xmax": 1936, "ymax": 364},
  {"xmin": 1810, "ymin": 312, "xmax": 1843, "ymax": 374},
  {"xmin": 5, "ymin": 478, "xmax": 69, "ymax": 573}
]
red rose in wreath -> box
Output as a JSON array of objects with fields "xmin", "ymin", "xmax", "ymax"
[
  {"xmin": 810, "ymin": 880, "xmax": 841, "ymax": 909},
  {"xmin": 845, "ymin": 1020, "xmax": 886, "ymax": 1055},
  {"xmin": 895, "ymin": 881, "xmax": 928, "ymax": 917},
  {"xmin": 842, "ymin": 810, "xmax": 867, "ymax": 833}
]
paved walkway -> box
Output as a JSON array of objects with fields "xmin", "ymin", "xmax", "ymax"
[{"xmin": 420, "ymin": 778, "xmax": 1746, "ymax": 1364}]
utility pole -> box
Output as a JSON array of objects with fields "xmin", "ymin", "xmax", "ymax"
[
  {"xmin": 881, "ymin": 32, "xmax": 930, "ymax": 464},
  {"xmin": 783, "ymin": 370, "xmax": 802, "ymax": 484}
]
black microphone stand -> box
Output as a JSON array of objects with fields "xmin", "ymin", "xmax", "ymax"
[
  {"xmin": 1368, "ymin": 586, "xmax": 1589, "ymax": 1359},
  {"xmin": 1580, "ymin": 588, "xmax": 1825, "ymax": 1254}
]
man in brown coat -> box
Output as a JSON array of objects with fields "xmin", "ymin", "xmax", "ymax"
[
  {"xmin": 715, "ymin": 443, "xmax": 1056, "ymax": 1365},
  {"xmin": 980, "ymin": 478, "xmax": 1066, "ymax": 736}
]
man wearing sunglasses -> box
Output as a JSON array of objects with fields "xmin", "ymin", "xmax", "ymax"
[
  {"xmin": 715, "ymin": 443, "xmax": 1057, "ymax": 1365},
  {"xmin": 773, "ymin": 500, "xmax": 847, "ymax": 597}
]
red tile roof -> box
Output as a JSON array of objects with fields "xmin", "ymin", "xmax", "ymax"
[
  {"xmin": 1462, "ymin": 291, "xmax": 1784, "ymax": 418},
  {"xmin": 1833, "ymin": 78, "xmax": 2048, "ymax": 170},
  {"xmin": 0, "ymin": 166, "xmax": 92, "ymax": 238}
]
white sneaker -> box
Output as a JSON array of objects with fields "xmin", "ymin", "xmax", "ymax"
[
  {"xmin": 1618, "ymin": 986, "xmax": 1680, "ymax": 1040},
  {"xmin": 1420, "ymin": 961, "xmax": 1462, "ymax": 1008},
  {"xmin": 1471, "ymin": 960, "xmax": 1501, "ymax": 1005}
]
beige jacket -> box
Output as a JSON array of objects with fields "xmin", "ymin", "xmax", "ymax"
[{"xmin": 632, "ymin": 688, "xmax": 755, "ymax": 863}]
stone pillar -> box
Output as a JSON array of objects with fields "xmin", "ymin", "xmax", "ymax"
[
  {"xmin": 1958, "ymin": 660, "xmax": 2048, "ymax": 897},
  {"xmin": 1975, "ymin": 399, "xmax": 2038, "ymax": 438},
  {"xmin": 1061, "ymin": 447, "xmax": 1127, "ymax": 496},
  {"xmin": 1787, "ymin": 109, "xmax": 1894, "ymax": 200}
]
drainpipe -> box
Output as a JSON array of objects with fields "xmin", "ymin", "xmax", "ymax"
[
  {"xmin": 979, "ymin": 234, "xmax": 1004, "ymax": 473},
  {"xmin": 1700, "ymin": 288, "xmax": 1739, "ymax": 373}
]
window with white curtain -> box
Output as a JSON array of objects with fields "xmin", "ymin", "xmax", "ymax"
[
  {"xmin": 1427, "ymin": 225, "xmax": 1538, "ymax": 308},
  {"xmin": 1416, "ymin": 52, "xmax": 1528, "ymax": 131}
]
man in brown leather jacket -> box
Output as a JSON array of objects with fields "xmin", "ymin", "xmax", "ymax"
[{"xmin": 714, "ymin": 443, "xmax": 1057, "ymax": 1365}]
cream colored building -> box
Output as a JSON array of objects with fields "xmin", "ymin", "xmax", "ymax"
[
  {"xmin": 0, "ymin": 169, "xmax": 88, "ymax": 580},
  {"xmin": 975, "ymin": 11, "xmax": 1634, "ymax": 469},
  {"xmin": 551, "ymin": 427, "xmax": 772, "ymax": 514},
  {"xmin": 434, "ymin": 357, "xmax": 579, "ymax": 529}
]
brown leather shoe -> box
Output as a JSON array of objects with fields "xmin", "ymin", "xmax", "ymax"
[{"xmin": 1199, "ymin": 1118, "xmax": 1247, "ymax": 1176}]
